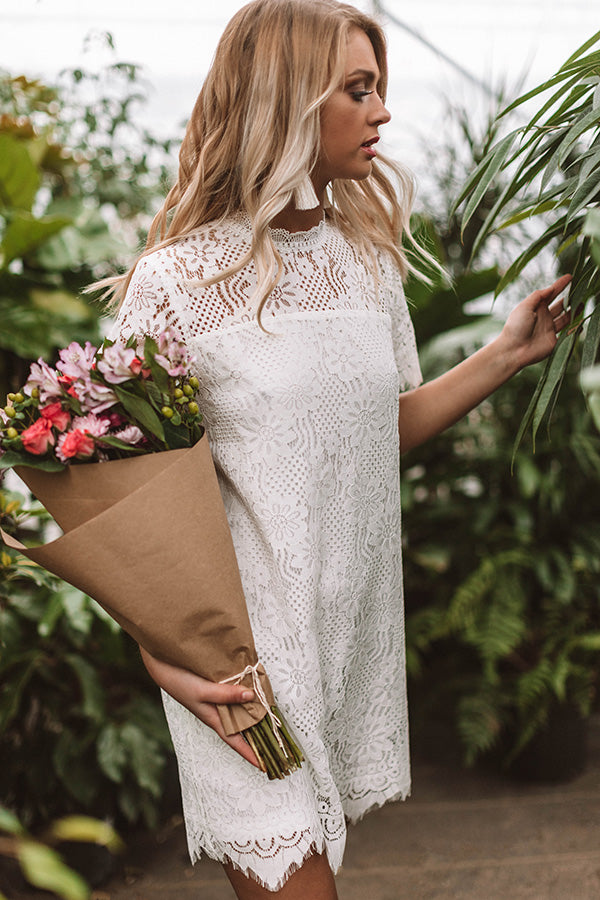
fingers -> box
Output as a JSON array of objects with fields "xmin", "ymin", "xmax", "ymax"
[
  {"xmin": 531, "ymin": 273, "xmax": 572, "ymax": 308},
  {"xmin": 201, "ymin": 703, "xmax": 263, "ymax": 770}
]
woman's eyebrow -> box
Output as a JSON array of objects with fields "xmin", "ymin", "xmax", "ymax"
[{"xmin": 345, "ymin": 67, "xmax": 379, "ymax": 81}]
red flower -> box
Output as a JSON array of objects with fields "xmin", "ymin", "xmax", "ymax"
[
  {"xmin": 40, "ymin": 402, "xmax": 71, "ymax": 432},
  {"xmin": 56, "ymin": 430, "xmax": 95, "ymax": 462},
  {"xmin": 21, "ymin": 418, "xmax": 55, "ymax": 455}
]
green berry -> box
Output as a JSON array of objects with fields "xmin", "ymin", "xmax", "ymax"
[
  {"xmin": 5, "ymin": 427, "xmax": 18, "ymax": 440},
  {"xmin": 7, "ymin": 393, "xmax": 15, "ymax": 402},
  {"xmin": 161, "ymin": 406, "xmax": 174, "ymax": 419},
  {"xmin": 30, "ymin": 387, "xmax": 40, "ymax": 399},
  {"xmin": 189, "ymin": 376, "xmax": 199, "ymax": 390},
  {"xmin": 174, "ymin": 388, "xmax": 184, "ymax": 399},
  {"xmin": 183, "ymin": 384, "xmax": 194, "ymax": 397},
  {"xmin": 3, "ymin": 406, "xmax": 16, "ymax": 418},
  {"xmin": 13, "ymin": 393, "xmax": 24, "ymax": 404},
  {"xmin": 188, "ymin": 401, "xmax": 199, "ymax": 416}
]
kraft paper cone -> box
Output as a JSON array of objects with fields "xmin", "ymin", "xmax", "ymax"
[{"xmin": 2, "ymin": 437, "xmax": 273, "ymax": 735}]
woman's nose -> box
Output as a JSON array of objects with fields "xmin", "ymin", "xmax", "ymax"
[{"xmin": 370, "ymin": 94, "xmax": 391, "ymax": 126}]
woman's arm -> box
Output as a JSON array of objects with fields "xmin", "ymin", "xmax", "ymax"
[
  {"xmin": 398, "ymin": 274, "xmax": 572, "ymax": 454},
  {"xmin": 139, "ymin": 647, "xmax": 262, "ymax": 769}
]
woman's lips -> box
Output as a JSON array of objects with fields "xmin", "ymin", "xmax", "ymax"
[{"xmin": 361, "ymin": 136, "xmax": 379, "ymax": 159}]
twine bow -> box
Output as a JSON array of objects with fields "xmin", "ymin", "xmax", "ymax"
[{"xmin": 220, "ymin": 663, "xmax": 286, "ymax": 752}]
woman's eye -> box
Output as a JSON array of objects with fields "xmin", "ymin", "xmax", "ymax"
[{"xmin": 350, "ymin": 90, "xmax": 374, "ymax": 102}]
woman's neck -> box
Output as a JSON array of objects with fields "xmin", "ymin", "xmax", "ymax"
[{"xmin": 269, "ymin": 202, "xmax": 325, "ymax": 233}]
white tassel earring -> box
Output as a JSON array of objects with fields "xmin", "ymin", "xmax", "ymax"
[{"xmin": 293, "ymin": 175, "xmax": 320, "ymax": 210}]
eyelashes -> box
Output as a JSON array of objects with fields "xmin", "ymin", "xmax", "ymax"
[{"xmin": 350, "ymin": 89, "xmax": 375, "ymax": 102}]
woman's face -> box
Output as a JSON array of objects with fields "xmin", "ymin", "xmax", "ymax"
[{"xmin": 313, "ymin": 28, "xmax": 391, "ymax": 193}]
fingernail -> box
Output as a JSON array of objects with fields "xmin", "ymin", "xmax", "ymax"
[{"xmin": 241, "ymin": 691, "xmax": 254, "ymax": 702}]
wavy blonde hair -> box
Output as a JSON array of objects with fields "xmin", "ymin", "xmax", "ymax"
[{"xmin": 106, "ymin": 0, "xmax": 421, "ymax": 318}]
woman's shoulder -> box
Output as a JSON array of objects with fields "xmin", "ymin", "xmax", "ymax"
[{"xmin": 133, "ymin": 218, "xmax": 251, "ymax": 283}]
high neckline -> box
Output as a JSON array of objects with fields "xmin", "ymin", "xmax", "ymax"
[{"xmin": 231, "ymin": 211, "xmax": 328, "ymax": 249}]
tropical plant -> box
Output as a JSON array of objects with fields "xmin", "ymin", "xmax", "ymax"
[
  {"xmin": 404, "ymin": 321, "xmax": 600, "ymax": 768},
  {"xmin": 453, "ymin": 31, "xmax": 600, "ymax": 446},
  {"xmin": 403, "ymin": 82, "xmax": 600, "ymax": 771}
]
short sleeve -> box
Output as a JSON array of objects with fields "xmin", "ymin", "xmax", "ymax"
[
  {"xmin": 377, "ymin": 252, "xmax": 422, "ymax": 391},
  {"xmin": 108, "ymin": 252, "xmax": 187, "ymax": 343}
]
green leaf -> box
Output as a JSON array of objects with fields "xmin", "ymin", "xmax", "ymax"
[
  {"xmin": 1, "ymin": 213, "xmax": 71, "ymax": 267},
  {"xmin": 113, "ymin": 385, "xmax": 165, "ymax": 443},
  {"xmin": 119, "ymin": 722, "xmax": 165, "ymax": 796},
  {"xmin": 0, "ymin": 806, "xmax": 26, "ymax": 836},
  {"xmin": 97, "ymin": 723, "xmax": 127, "ymax": 783},
  {"xmin": 0, "ymin": 451, "xmax": 64, "ymax": 472},
  {"xmin": 143, "ymin": 334, "xmax": 169, "ymax": 393},
  {"xmin": 48, "ymin": 816, "xmax": 124, "ymax": 853},
  {"xmin": 60, "ymin": 587, "xmax": 94, "ymax": 635},
  {"xmin": 581, "ymin": 304, "xmax": 600, "ymax": 369},
  {"xmin": 37, "ymin": 592, "xmax": 65, "ymax": 638},
  {"xmin": 458, "ymin": 132, "xmax": 516, "ymax": 232},
  {"xmin": 495, "ymin": 221, "xmax": 565, "ymax": 296},
  {"xmin": 18, "ymin": 840, "xmax": 89, "ymax": 900},
  {"xmin": 64, "ymin": 653, "xmax": 105, "ymax": 722},
  {"xmin": 531, "ymin": 329, "xmax": 578, "ymax": 443},
  {"xmin": 0, "ymin": 133, "xmax": 39, "ymax": 211}
]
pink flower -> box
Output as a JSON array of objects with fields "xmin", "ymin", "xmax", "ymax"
[
  {"xmin": 40, "ymin": 402, "xmax": 71, "ymax": 432},
  {"xmin": 96, "ymin": 345, "xmax": 141, "ymax": 384},
  {"xmin": 70, "ymin": 414, "xmax": 110, "ymax": 438},
  {"xmin": 56, "ymin": 430, "xmax": 95, "ymax": 463},
  {"xmin": 154, "ymin": 329, "xmax": 195, "ymax": 377},
  {"xmin": 25, "ymin": 359, "xmax": 62, "ymax": 403},
  {"xmin": 21, "ymin": 418, "xmax": 56, "ymax": 455},
  {"xmin": 77, "ymin": 379, "xmax": 118, "ymax": 414},
  {"xmin": 111, "ymin": 425, "xmax": 145, "ymax": 446},
  {"xmin": 57, "ymin": 342, "xmax": 97, "ymax": 380}
]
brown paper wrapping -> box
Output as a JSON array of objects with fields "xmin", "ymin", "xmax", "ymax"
[{"xmin": 1, "ymin": 437, "xmax": 274, "ymax": 735}]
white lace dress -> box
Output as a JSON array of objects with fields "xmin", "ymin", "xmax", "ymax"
[{"xmin": 112, "ymin": 214, "xmax": 422, "ymax": 891}]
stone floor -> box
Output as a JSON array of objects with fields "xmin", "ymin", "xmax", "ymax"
[{"xmin": 89, "ymin": 717, "xmax": 600, "ymax": 900}]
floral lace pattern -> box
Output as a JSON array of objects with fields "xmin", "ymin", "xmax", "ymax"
[{"xmin": 111, "ymin": 216, "xmax": 422, "ymax": 891}]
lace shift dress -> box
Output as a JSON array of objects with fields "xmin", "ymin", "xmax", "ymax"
[{"xmin": 112, "ymin": 214, "xmax": 422, "ymax": 891}]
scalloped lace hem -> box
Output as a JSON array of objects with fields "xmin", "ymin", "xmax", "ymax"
[
  {"xmin": 187, "ymin": 830, "xmax": 342, "ymax": 893},
  {"xmin": 344, "ymin": 781, "xmax": 411, "ymax": 826}
]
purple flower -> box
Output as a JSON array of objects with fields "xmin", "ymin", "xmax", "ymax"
[
  {"xmin": 25, "ymin": 359, "xmax": 63, "ymax": 403},
  {"xmin": 154, "ymin": 329, "xmax": 195, "ymax": 377},
  {"xmin": 96, "ymin": 345, "xmax": 140, "ymax": 384},
  {"xmin": 57, "ymin": 342, "xmax": 97, "ymax": 380}
]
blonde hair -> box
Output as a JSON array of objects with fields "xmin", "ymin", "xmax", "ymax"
[{"xmin": 105, "ymin": 0, "xmax": 421, "ymax": 319}]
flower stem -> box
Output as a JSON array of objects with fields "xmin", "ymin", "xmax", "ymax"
[{"xmin": 242, "ymin": 706, "xmax": 304, "ymax": 780}]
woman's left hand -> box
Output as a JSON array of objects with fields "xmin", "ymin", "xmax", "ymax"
[{"xmin": 500, "ymin": 273, "xmax": 572, "ymax": 371}]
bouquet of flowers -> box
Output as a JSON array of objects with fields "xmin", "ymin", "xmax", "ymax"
[{"xmin": 0, "ymin": 332, "xmax": 303, "ymax": 780}]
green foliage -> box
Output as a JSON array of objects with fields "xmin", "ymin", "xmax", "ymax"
[
  {"xmin": 453, "ymin": 32, "xmax": 600, "ymax": 439},
  {"xmin": 0, "ymin": 806, "xmax": 123, "ymax": 900},
  {"xmin": 405, "ymin": 84, "xmax": 600, "ymax": 769},
  {"xmin": 0, "ymin": 55, "xmax": 178, "ymax": 399},
  {"xmin": 404, "ymin": 333, "xmax": 600, "ymax": 766},
  {"xmin": 0, "ymin": 492, "xmax": 173, "ymax": 830}
]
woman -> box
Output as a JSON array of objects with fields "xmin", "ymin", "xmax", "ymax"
[{"xmin": 110, "ymin": 1, "xmax": 570, "ymax": 896}]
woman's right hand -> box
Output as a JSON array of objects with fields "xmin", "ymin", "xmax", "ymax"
[{"xmin": 139, "ymin": 646, "xmax": 262, "ymax": 770}]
